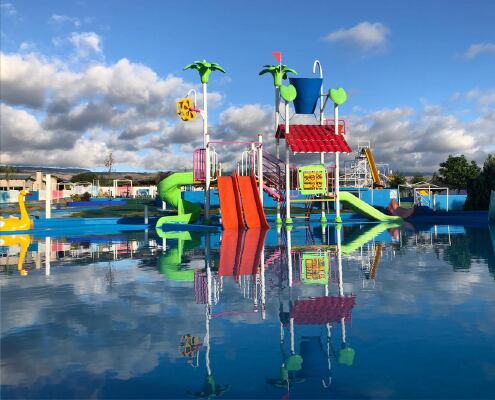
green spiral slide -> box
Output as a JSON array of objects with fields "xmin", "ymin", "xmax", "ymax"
[{"xmin": 156, "ymin": 172, "xmax": 201, "ymax": 227}]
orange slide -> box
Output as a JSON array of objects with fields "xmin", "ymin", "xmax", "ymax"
[
  {"xmin": 217, "ymin": 173, "xmax": 246, "ymax": 229},
  {"xmin": 217, "ymin": 172, "xmax": 269, "ymax": 230}
]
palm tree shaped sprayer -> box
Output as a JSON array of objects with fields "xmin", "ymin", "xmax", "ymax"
[
  {"xmin": 259, "ymin": 64, "xmax": 297, "ymax": 88},
  {"xmin": 183, "ymin": 60, "xmax": 226, "ymax": 221}
]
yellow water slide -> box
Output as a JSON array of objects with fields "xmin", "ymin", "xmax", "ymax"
[{"xmin": 363, "ymin": 148, "xmax": 383, "ymax": 188}]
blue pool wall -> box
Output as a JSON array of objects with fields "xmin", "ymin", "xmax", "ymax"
[{"xmin": 182, "ymin": 189, "xmax": 467, "ymax": 211}]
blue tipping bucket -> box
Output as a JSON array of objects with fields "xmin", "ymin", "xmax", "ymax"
[{"xmin": 289, "ymin": 77, "xmax": 323, "ymax": 114}]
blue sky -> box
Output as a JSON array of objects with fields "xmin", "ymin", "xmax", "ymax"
[{"xmin": 1, "ymin": 0, "xmax": 494, "ymax": 172}]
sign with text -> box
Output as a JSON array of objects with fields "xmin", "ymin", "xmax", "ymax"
[
  {"xmin": 301, "ymin": 252, "xmax": 329, "ymax": 285},
  {"xmin": 298, "ymin": 164, "xmax": 327, "ymax": 195}
]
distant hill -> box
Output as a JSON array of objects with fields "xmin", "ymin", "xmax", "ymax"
[{"xmin": 6, "ymin": 165, "xmax": 91, "ymax": 174}]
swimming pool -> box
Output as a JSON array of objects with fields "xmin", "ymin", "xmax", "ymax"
[{"xmin": 1, "ymin": 223, "xmax": 494, "ymax": 399}]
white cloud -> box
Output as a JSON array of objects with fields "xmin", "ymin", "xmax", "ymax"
[
  {"xmin": 0, "ymin": 51, "xmax": 224, "ymax": 170},
  {"xmin": 324, "ymin": 22, "xmax": 390, "ymax": 52},
  {"xmin": 49, "ymin": 14, "xmax": 81, "ymax": 28},
  {"xmin": 466, "ymin": 88, "xmax": 495, "ymax": 108},
  {"xmin": 18, "ymin": 41, "xmax": 36, "ymax": 52},
  {"xmin": 0, "ymin": 2, "xmax": 16, "ymax": 16},
  {"xmin": 69, "ymin": 31, "xmax": 102, "ymax": 58},
  {"xmin": 462, "ymin": 43, "xmax": 495, "ymax": 59},
  {"xmin": 345, "ymin": 103, "xmax": 491, "ymax": 173},
  {"xmin": 0, "ymin": 47, "xmax": 492, "ymax": 173}
]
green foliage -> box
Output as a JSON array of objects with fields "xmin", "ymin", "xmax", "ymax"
[
  {"xmin": 411, "ymin": 175, "xmax": 426, "ymax": 184},
  {"xmin": 70, "ymin": 192, "xmax": 91, "ymax": 202},
  {"xmin": 0, "ymin": 165, "xmax": 18, "ymax": 173},
  {"xmin": 70, "ymin": 172, "xmax": 98, "ymax": 183},
  {"xmin": 438, "ymin": 154, "xmax": 480, "ymax": 190},
  {"xmin": 465, "ymin": 154, "xmax": 495, "ymax": 210},
  {"xmin": 259, "ymin": 64, "xmax": 297, "ymax": 88},
  {"xmin": 183, "ymin": 60, "xmax": 226, "ymax": 84},
  {"xmin": 388, "ymin": 171, "xmax": 406, "ymax": 188}
]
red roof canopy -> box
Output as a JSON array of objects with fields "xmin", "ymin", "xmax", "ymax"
[
  {"xmin": 275, "ymin": 124, "xmax": 352, "ymax": 154},
  {"xmin": 291, "ymin": 296, "xmax": 356, "ymax": 325}
]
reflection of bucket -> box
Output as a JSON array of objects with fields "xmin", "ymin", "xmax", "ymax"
[{"xmin": 289, "ymin": 77, "xmax": 323, "ymax": 114}]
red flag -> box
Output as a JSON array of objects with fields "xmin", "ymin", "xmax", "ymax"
[{"xmin": 272, "ymin": 51, "xmax": 282, "ymax": 63}]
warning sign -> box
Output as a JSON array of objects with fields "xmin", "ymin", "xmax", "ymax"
[
  {"xmin": 298, "ymin": 164, "xmax": 327, "ymax": 195},
  {"xmin": 302, "ymin": 253, "xmax": 329, "ymax": 285}
]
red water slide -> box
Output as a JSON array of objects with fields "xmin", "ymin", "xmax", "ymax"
[
  {"xmin": 218, "ymin": 172, "xmax": 268, "ymax": 230},
  {"xmin": 236, "ymin": 174, "xmax": 269, "ymax": 229},
  {"xmin": 217, "ymin": 174, "xmax": 245, "ymax": 229}
]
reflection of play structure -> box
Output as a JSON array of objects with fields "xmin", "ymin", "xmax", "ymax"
[
  {"xmin": 0, "ymin": 189, "xmax": 33, "ymax": 232},
  {"xmin": 268, "ymin": 226, "xmax": 356, "ymax": 396}
]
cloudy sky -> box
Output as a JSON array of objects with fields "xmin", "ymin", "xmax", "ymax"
[{"xmin": 0, "ymin": 0, "xmax": 494, "ymax": 172}]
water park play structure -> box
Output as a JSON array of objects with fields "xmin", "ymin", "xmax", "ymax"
[
  {"xmin": 2, "ymin": 54, "xmax": 490, "ymax": 237},
  {"xmin": 155, "ymin": 54, "xmax": 407, "ymax": 231}
]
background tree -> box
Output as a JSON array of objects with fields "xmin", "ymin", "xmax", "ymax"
[
  {"xmin": 70, "ymin": 172, "xmax": 98, "ymax": 183},
  {"xmin": 438, "ymin": 155, "xmax": 480, "ymax": 191},
  {"xmin": 104, "ymin": 151, "xmax": 115, "ymax": 174},
  {"xmin": 411, "ymin": 175, "xmax": 426, "ymax": 184},
  {"xmin": 1, "ymin": 165, "xmax": 18, "ymax": 191},
  {"xmin": 465, "ymin": 154, "xmax": 495, "ymax": 210},
  {"xmin": 388, "ymin": 171, "xmax": 406, "ymax": 188}
]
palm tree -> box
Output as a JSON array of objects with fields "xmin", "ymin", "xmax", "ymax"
[
  {"xmin": 183, "ymin": 60, "xmax": 226, "ymax": 84},
  {"xmin": 259, "ymin": 64, "xmax": 297, "ymax": 88}
]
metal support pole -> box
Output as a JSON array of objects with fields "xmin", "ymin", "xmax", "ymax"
[
  {"xmin": 258, "ymin": 133, "xmax": 263, "ymax": 205},
  {"xmin": 203, "ymin": 82, "xmax": 211, "ymax": 222},
  {"xmin": 287, "ymin": 227, "xmax": 293, "ymax": 287},
  {"xmin": 45, "ymin": 236, "xmax": 51, "ymax": 276},
  {"xmin": 45, "ymin": 174, "xmax": 51, "ymax": 219},
  {"xmin": 144, "ymin": 205, "xmax": 148, "ymax": 225},
  {"xmin": 314, "ymin": 60, "xmax": 327, "ymax": 223},
  {"xmin": 285, "ymin": 101, "xmax": 292, "ymax": 224},
  {"xmin": 334, "ymin": 104, "xmax": 342, "ymax": 223},
  {"xmin": 261, "ymin": 245, "xmax": 266, "ymax": 320}
]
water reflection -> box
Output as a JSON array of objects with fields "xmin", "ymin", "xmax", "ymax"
[{"xmin": 1, "ymin": 223, "xmax": 494, "ymax": 399}]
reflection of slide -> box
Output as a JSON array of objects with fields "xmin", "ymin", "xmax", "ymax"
[
  {"xmin": 341, "ymin": 222, "xmax": 401, "ymax": 255},
  {"xmin": 157, "ymin": 231, "xmax": 201, "ymax": 281},
  {"xmin": 156, "ymin": 172, "xmax": 201, "ymax": 227},
  {"xmin": 340, "ymin": 191, "xmax": 402, "ymax": 222},
  {"xmin": 363, "ymin": 148, "xmax": 383, "ymax": 188},
  {"xmin": 218, "ymin": 172, "xmax": 269, "ymax": 230},
  {"xmin": 219, "ymin": 229, "xmax": 267, "ymax": 277},
  {"xmin": 370, "ymin": 243, "xmax": 383, "ymax": 279}
]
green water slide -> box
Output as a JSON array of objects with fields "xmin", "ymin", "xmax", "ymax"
[
  {"xmin": 156, "ymin": 172, "xmax": 201, "ymax": 226},
  {"xmin": 340, "ymin": 191, "xmax": 402, "ymax": 222}
]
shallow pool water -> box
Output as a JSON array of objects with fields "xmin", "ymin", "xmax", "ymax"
[{"xmin": 1, "ymin": 224, "xmax": 494, "ymax": 399}]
